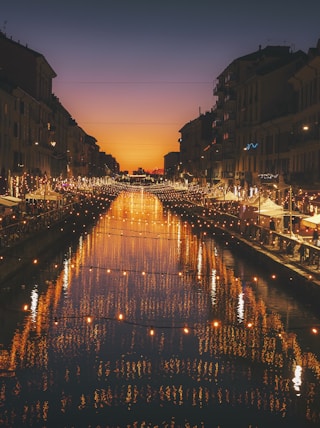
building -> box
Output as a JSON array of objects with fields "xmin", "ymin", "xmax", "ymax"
[
  {"xmin": 178, "ymin": 41, "xmax": 320, "ymax": 193},
  {"xmin": 0, "ymin": 31, "xmax": 119, "ymax": 195},
  {"xmin": 164, "ymin": 151, "xmax": 180, "ymax": 181},
  {"xmin": 235, "ymin": 46, "xmax": 306, "ymax": 189},
  {"xmin": 178, "ymin": 111, "xmax": 215, "ymax": 184},
  {"xmin": 213, "ymin": 45, "xmax": 306, "ymax": 189},
  {"xmin": 289, "ymin": 39, "xmax": 320, "ymax": 185}
]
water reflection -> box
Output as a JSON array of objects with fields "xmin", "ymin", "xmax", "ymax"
[{"xmin": 0, "ymin": 189, "xmax": 320, "ymax": 427}]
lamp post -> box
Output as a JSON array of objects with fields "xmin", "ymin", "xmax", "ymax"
[
  {"xmin": 258, "ymin": 191, "xmax": 261, "ymax": 225},
  {"xmin": 288, "ymin": 185, "xmax": 293, "ymax": 235}
]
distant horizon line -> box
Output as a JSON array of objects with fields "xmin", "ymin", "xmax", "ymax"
[{"xmin": 55, "ymin": 80, "xmax": 213, "ymax": 85}]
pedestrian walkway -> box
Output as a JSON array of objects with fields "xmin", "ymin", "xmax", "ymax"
[
  {"xmin": 155, "ymin": 193, "xmax": 320, "ymax": 288},
  {"xmin": 242, "ymin": 232, "xmax": 320, "ymax": 286}
]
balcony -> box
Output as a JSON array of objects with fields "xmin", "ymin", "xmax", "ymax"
[
  {"xmin": 211, "ymin": 135, "xmax": 222, "ymax": 145},
  {"xmin": 224, "ymin": 72, "xmax": 237, "ymax": 86},
  {"xmin": 213, "ymin": 82, "xmax": 225, "ymax": 95},
  {"xmin": 223, "ymin": 112, "xmax": 236, "ymax": 122},
  {"xmin": 212, "ymin": 119, "xmax": 222, "ymax": 128},
  {"xmin": 214, "ymin": 100, "xmax": 224, "ymax": 110},
  {"xmin": 224, "ymin": 93, "xmax": 236, "ymax": 104},
  {"xmin": 223, "ymin": 131, "xmax": 235, "ymax": 143}
]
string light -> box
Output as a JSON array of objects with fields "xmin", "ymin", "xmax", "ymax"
[
  {"xmin": 49, "ymin": 312, "xmax": 198, "ymax": 336},
  {"xmin": 3, "ymin": 182, "xmax": 320, "ymax": 370},
  {"xmin": 11, "ymin": 302, "xmax": 320, "ymax": 340}
]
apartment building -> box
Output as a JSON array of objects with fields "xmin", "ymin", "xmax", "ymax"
[
  {"xmin": 178, "ymin": 110, "xmax": 215, "ymax": 184},
  {"xmin": 214, "ymin": 45, "xmax": 306, "ymax": 189},
  {"xmin": 289, "ymin": 39, "xmax": 320, "ymax": 185},
  {"xmin": 164, "ymin": 151, "xmax": 180, "ymax": 181},
  {"xmin": 235, "ymin": 45, "xmax": 306, "ymax": 189},
  {"xmin": 0, "ymin": 31, "xmax": 114, "ymax": 195},
  {"xmin": 175, "ymin": 41, "xmax": 320, "ymax": 191}
]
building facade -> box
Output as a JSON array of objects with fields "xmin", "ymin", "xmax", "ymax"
[
  {"xmin": 178, "ymin": 111, "xmax": 215, "ymax": 184},
  {"xmin": 0, "ymin": 31, "xmax": 118, "ymax": 196},
  {"xmin": 289, "ymin": 39, "xmax": 320, "ymax": 185},
  {"xmin": 175, "ymin": 41, "xmax": 320, "ymax": 192},
  {"xmin": 164, "ymin": 151, "xmax": 180, "ymax": 181}
]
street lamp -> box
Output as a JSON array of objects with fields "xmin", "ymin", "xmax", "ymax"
[
  {"xmin": 258, "ymin": 191, "xmax": 261, "ymax": 225},
  {"xmin": 288, "ymin": 185, "xmax": 293, "ymax": 235}
]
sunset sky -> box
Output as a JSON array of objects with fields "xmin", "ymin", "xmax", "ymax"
[{"xmin": 2, "ymin": 1, "xmax": 320, "ymax": 172}]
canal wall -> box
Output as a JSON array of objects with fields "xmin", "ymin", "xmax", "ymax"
[
  {"xmin": 0, "ymin": 191, "xmax": 118, "ymax": 286},
  {"xmin": 161, "ymin": 199, "xmax": 320, "ymax": 315}
]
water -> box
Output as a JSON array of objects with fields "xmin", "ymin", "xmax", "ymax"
[{"xmin": 1, "ymin": 189, "xmax": 320, "ymax": 427}]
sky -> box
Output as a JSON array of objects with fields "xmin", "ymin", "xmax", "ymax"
[{"xmin": 1, "ymin": 1, "xmax": 320, "ymax": 173}]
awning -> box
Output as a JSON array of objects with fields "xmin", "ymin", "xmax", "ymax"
[
  {"xmin": 25, "ymin": 189, "xmax": 63, "ymax": 201},
  {"xmin": 0, "ymin": 197, "xmax": 18, "ymax": 207},
  {"xmin": 301, "ymin": 214, "xmax": 320, "ymax": 228},
  {"xmin": 259, "ymin": 198, "xmax": 284, "ymax": 212},
  {"xmin": 0, "ymin": 195, "xmax": 23, "ymax": 203},
  {"xmin": 215, "ymin": 191, "xmax": 239, "ymax": 201},
  {"xmin": 241, "ymin": 195, "xmax": 269, "ymax": 207},
  {"xmin": 259, "ymin": 209, "xmax": 289, "ymax": 218}
]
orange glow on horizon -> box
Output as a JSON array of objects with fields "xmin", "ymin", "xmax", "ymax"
[
  {"xmin": 84, "ymin": 122, "xmax": 179, "ymax": 173},
  {"xmin": 54, "ymin": 79, "xmax": 212, "ymax": 173}
]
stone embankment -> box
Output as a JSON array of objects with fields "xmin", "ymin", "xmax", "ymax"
[
  {"xmin": 0, "ymin": 187, "xmax": 120, "ymax": 286},
  {"xmin": 150, "ymin": 186, "xmax": 320, "ymax": 314}
]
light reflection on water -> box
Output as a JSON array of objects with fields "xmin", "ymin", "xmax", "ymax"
[{"xmin": 0, "ymin": 190, "xmax": 320, "ymax": 427}]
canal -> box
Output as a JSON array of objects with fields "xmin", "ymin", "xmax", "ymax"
[{"xmin": 1, "ymin": 188, "xmax": 320, "ymax": 427}]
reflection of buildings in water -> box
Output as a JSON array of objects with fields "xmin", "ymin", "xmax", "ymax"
[{"xmin": 1, "ymin": 190, "xmax": 320, "ymax": 425}]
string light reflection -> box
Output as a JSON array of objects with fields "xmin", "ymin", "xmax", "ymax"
[{"xmin": 2, "ymin": 186, "xmax": 320, "ymax": 427}]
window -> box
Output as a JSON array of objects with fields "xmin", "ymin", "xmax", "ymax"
[{"xmin": 13, "ymin": 122, "xmax": 18, "ymax": 138}]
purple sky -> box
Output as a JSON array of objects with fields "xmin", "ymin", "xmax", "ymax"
[{"xmin": 1, "ymin": 1, "xmax": 320, "ymax": 172}]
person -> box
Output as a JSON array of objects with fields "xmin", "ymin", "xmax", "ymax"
[
  {"xmin": 269, "ymin": 218, "xmax": 275, "ymax": 231},
  {"xmin": 298, "ymin": 244, "xmax": 305, "ymax": 263},
  {"xmin": 312, "ymin": 228, "xmax": 319, "ymax": 245}
]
